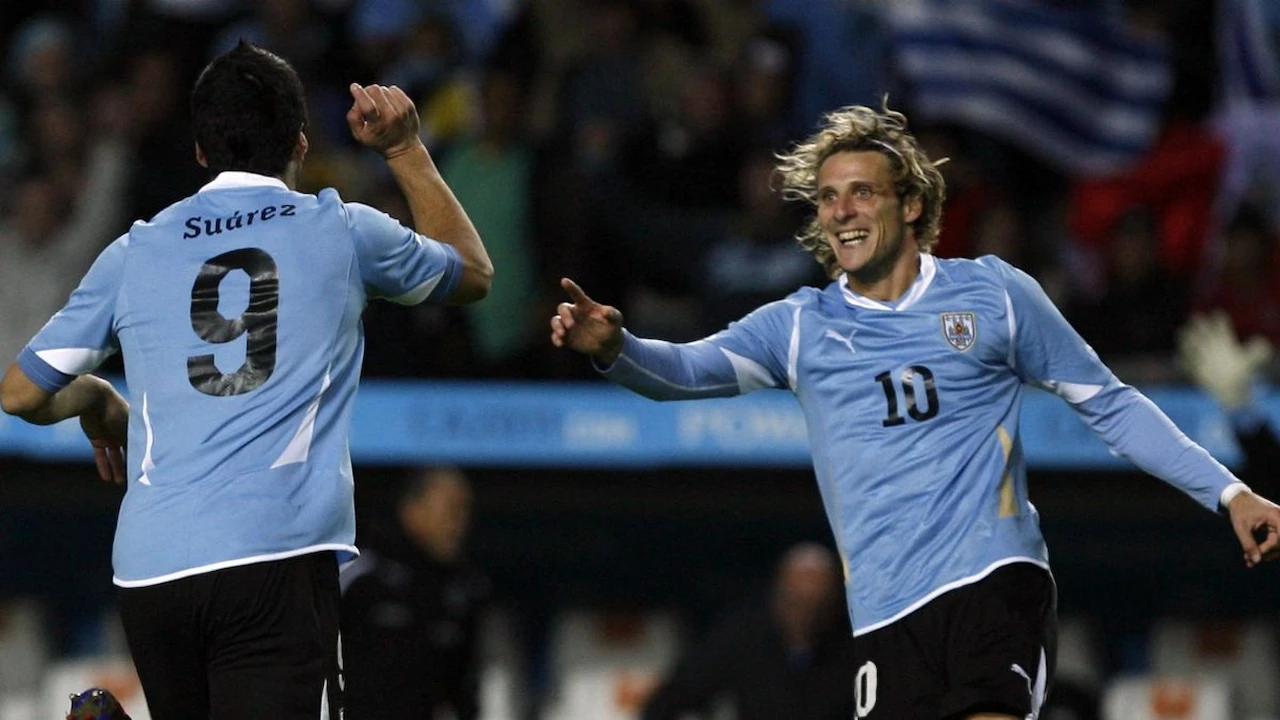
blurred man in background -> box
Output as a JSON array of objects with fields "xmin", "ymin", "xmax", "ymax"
[
  {"xmin": 341, "ymin": 466, "xmax": 491, "ymax": 720},
  {"xmin": 642, "ymin": 542, "xmax": 856, "ymax": 720}
]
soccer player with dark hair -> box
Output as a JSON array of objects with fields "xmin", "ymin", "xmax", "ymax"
[
  {"xmin": 1, "ymin": 40, "xmax": 492, "ymax": 720},
  {"xmin": 551, "ymin": 102, "xmax": 1280, "ymax": 720}
]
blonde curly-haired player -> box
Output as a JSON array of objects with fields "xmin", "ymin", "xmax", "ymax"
[{"xmin": 551, "ymin": 102, "xmax": 1280, "ymax": 720}]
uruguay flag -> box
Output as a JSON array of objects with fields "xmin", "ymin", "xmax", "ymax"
[{"xmin": 889, "ymin": 0, "xmax": 1173, "ymax": 176}]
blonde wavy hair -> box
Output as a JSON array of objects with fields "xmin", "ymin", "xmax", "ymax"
[{"xmin": 775, "ymin": 102, "xmax": 946, "ymax": 278}]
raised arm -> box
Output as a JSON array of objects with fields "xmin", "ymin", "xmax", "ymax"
[{"xmin": 346, "ymin": 83, "xmax": 492, "ymax": 304}]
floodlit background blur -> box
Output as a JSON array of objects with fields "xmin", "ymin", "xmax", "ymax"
[{"xmin": 3, "ymin": 0, "xmax": 1280, "ymax": 718}]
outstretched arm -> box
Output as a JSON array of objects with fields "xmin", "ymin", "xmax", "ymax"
[
  {"xmin": 990, "ymin": 256, "xmax": 1280, "ymax": 568},
  {"xmin": 550, "ymin": 279, "xmax": 788, "ymax": 400},
  {"xmin": 346, "ymin": 83, "xmax": 493, "ymax": 304},
  {"xmin": 0, "ymin": 364, "xmax": 128, "ymax": 483}
]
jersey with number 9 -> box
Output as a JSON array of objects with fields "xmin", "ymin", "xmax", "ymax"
[{"xmin": 17, "ymin": 173, "xmax": 463, "ymax": 586}]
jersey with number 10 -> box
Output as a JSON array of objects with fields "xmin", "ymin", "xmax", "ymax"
[
  {"xmin": 603, "ymin": 253, "xmax": 1238, "ymax": 636},
  {"xmin": 17, "ymin": 172, "xmax": 463, "ymax": 586}
]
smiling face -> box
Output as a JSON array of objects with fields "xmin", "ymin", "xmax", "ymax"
[{"xmin": 816, "ymin": 150, "xmax": 922, "ymax": 297}]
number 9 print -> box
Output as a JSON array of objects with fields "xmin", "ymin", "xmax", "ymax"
[{"xmin": 187, "ymin": 248, "xmax": 280, "ymax": 397}]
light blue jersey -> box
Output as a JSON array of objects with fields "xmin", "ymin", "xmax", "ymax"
[
  {"xmin": 18, "ymin": 172, "xmax": 462, "ymax": 586},
  {"xmin": 603, "ymin": 254, "xmax": 1240, "ymax": 635}
]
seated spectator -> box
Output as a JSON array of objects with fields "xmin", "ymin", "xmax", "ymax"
[
  {"xmin": 341, "ymin": 467, "xmax": 491, "ymax": 720},
  {"xmin": 641, "ymin": 543, "xmax": 856, "ymax": 720},
  {"xmin": 1068, "ymin": 206, "xmax": 1190, "ymax": 371}
]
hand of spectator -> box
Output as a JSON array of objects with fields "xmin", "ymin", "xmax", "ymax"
[
  {"xmin": 1177, "ymin": 311, "xmax": 1272, "ymax": 410},
  {"xmin": 346, "ymin": 83, "xmax": 424, "ymax": 160},
  {"xmin": 551, "ymin": 278, "xmax": 625, "ymax": 365},
  {"xmin": 1227, "ymin": 489, "xmax": 1280, "ymax": 567}
]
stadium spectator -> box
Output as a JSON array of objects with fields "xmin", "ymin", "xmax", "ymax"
[
  {"xmin": 115, "ymin": 46, "xmax": 211, "ymax": 224},
  {"xmin": 1067, "ymin": 205, "xmax": 1190, "ymax": 375},
  {"xmin": 698, "ymin": 145, "xmax": 826, "ymax": 333},
  {"xmin": 550, "ymin": 101, "xmax": 1280, "ymax": 719},
  {"xmin": 0, "ymin": 41, "xmax": 492, "ymax": 720},
  {"xmin": 730, "ymin": 27, "xmax": 804, "ymax": 150},
  {"xmin": 641, "ymin": 542, "xmax": 856, "ymax": 720},
  {"xmin": 341, "ymin": 466, "xmax": 491, "ymax": 720},
  {"xmin": 0, "ymin": 90, "xmax": 133, "ymax": 368},
  {"xmin": 438, "ymin": 62, "xmax": 543, "ymax": 376}
]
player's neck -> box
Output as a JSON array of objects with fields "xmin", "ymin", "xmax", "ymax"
[
  {"xmin": 280, "ymin": 161, "xmax": 300, "ymax": 191},
  {"xmin": 845, "ymin": 249, "xmax": 922, "ymax": 302}
]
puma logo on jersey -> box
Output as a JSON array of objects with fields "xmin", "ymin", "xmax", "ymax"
[{"xmin": 824, "ymin": 328, "xmax": 857, "ymax": 355}]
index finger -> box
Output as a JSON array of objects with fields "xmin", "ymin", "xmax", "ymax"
[{"xmin": 560, "ymin": 277, "xmax": 592, "ymax": 305}]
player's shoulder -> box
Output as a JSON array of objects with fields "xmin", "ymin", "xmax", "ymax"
[
  {"xmin": 932, "ymin": 254, "xmax": 1039, "ymax": 299},
  {"xmin": 314, "ymin": 186, "xmax": 344, "ymax": 207},
  {"xmin": 738, "ymin": 284, "xmax": 832, "ymax": 323},
  {"xmin": 332, "ymin": 192, "xmax": 407, "ymax": 236},
  {"xmin": 934, "ymin": 254, "xmax": 1021, "ymax": 283},
  {"xmin": 136, "ymin": 191, "xmax": 198, "ymax": 229},
  {"xmin": 784, "ymin": 281, "xmax": 841, "ymax": 308}
]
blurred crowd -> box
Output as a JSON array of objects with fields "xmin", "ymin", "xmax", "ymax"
[{"xmin": 2, "ymin": 0, "xmax": 1280, "ymax": 384}]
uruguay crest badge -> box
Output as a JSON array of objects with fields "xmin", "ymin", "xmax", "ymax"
[{"xmin": 940, "ymin": 311, "xmax": 976, "ymax": 352}]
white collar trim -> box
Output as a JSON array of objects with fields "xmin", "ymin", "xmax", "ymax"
[
  {"xmin": 839, "ymin": 253, "xmax": 937, "ymax": 311},
  {"xmin": 199, "ymin": 171, "xmax": 288, "ymax": 193}
]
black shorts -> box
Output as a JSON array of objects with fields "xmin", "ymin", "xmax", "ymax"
[
  {"xmin": 118, "ymin": 551, "xmax": 343, "ymax": 720},
  {"xmin": 852, "ymin": 561, "xmax": 1057, "ymax": 720}
]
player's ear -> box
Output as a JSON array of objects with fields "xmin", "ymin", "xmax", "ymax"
[
  {"xmin": 903, "ymin": 190, "xmax": 923, "ymax": 224},
  {"xmin": 194, "ymin": 142, "xmax": 208, "ymax": 168},
  {"xmin": 295, "ymin": 129, "xmax": 309, "ymax": 163}
]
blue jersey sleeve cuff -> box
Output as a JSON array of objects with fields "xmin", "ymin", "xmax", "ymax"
[
  {"xmin": 16, "ymin": 346, "xmax": 76, "ymax": 393},
  {"xmin": 433, "ymin": 244, "xmax": 464, "ymax": 303},
  {"xmin": 593, "ymin": 331, "xmax": 634, "ymax": 375}
]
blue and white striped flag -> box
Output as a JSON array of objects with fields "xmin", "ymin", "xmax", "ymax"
[{"xmin": 889, "ymin": 0, "xmax": 1172, "ymax": 176}]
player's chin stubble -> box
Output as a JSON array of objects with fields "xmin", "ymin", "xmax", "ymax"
[{"xmin": 847, "ymin": 230, "xmax": 905, "ymax": 288}]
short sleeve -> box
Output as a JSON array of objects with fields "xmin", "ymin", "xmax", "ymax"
[
  {"xmin": 345, "ymin": 202, "xmax": 462, "ymax": 305},
  {"xmin": 18, "ymin": 236, "xmax": 126, "ymax": 392}
]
